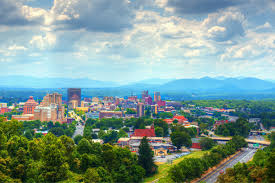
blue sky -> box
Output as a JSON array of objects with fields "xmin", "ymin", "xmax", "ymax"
[{"xmin": 0, "ymin": 0, "xmax": 274, "ymax": 82}]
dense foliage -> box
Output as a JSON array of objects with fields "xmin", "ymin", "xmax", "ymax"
[
  {"xmin": 169, "ymin": 136, "xmax": 247, "ymax": 182},
  {"xmin": 183, "ymin": 99, "xmax": 275, "ymax": 129},
  {"xmin": 200, "ymin": 137, "xmax": 217, "ymax": 150},
  {"xmin": 0, "ymin": 119, "xmax": 145, "ymax": 183},
  {"xmin": 84, "ymin": 117, "xmax": 170, "ymax": 139},
  {"xmin": 217, "ymin": 132, "xmax": 275, "ymax": 183},
  {"xmin": 215, "ymin": 118, "xmax": 253, "ymax": 137}
]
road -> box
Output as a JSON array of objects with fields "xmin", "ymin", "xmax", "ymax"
[
  {"xmin": 69, "ymin": 110, "xmax": 85, "ymax": 138},
  {"xmin": 72, "ymin": 123, "xmax": 84, "ymax": 138},
  {"xmin": 197, "ymin": 148, "xmax": 257, "ymax": 183}
]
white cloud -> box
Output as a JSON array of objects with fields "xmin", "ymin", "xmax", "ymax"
[
  {"xmin": 30, "ymin": 32, "xmax": 56, "ymax": 50},
  {"xmin": 8, "ymin": 45, "xmax": 27, "ymax": 51},
  {"xmin": 203, "ymin": 9, "xmax": 245, "ymax": 41}
]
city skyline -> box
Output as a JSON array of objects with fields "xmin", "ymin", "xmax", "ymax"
[{"xmin": 0, "ymin": 0, "xmax": 274, "ymax": 82}]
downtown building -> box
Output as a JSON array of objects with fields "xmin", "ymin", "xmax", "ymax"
[
  {"xmin": 136, "ymin": 103, "xmax": 145, "ymax": 117},
  {"xmin": 67, "ymin": 88, "xmax": 81, "ymax": 109},
  {"xmin": 12, "ymin": 96, "xmax": 38, "ymax": 121},
  {"xmin": 34, "ymin": 93, "xmax": 65, "ymax": 123}
]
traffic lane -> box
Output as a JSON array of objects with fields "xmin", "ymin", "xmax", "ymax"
[
  {"xmin": 205, "ymin": 149, "xmax": 256, "ymax": 183},
  {"xmin": 203, "ymin": 150, "xmax": 246, "ymax": 183},
  {"xmin": 204, "ymin": 148, "xmax": 256, "ymax": 183},
  {"xmin": 72, "ymin": 124, "xmax": 84, "ymax": 138}
]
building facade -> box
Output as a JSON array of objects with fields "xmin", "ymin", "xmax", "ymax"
[
  {"xmin": 154, "ymin": 92, "xmax": 161, "ymax": 102},
  {"xmin": 137, "ymin": 103, "xmax": 145, "ymax": 117},
  {"xmin": 67, "ymin": 88, "xmax": 81, "ymax": 109},
  {"xmin": 23, "ymin": 96, "xmax": 38, "ymax": 115}
]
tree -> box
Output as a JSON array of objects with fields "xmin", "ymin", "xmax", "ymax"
[
  {"xmin": 171, "ymin": 131, "xmax": 192, "ymax": 150},
  {"xmin": 74, "ymin": 135, "xmax": 83, "ymax": 144},
  {"xmin": 200, "ymin": 137, "xmax": 217, "ymax": 150},
  {"xmin": 155, "ymin": 127, "xmax": 164, "ymax": 137},
  {"xmin": 84, "ymin": 168, "xmax": 101, "ymax": 183},
  {"xmin": 24, "ymin": 129, "xmax": 33, "ymax": 140},
  {"xmin": 77, "ymin": 138, "xmax": 92, "ymax": 154},
  {"xmin": 138, "ymin": 137, "xmax": 156, "ymax": 176},
  {"xmin": 118, "ymin": 129, "xmax": 128, "ymax": 138},
  {"xmin": 48, "ymin": 127, "xmax": 64, "ymax": 137}
]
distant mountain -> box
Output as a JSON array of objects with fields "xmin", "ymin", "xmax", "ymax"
[
  {"xmin": 0, "ymin": 76, "xmax": 274, "ymax": 94},
  {"xmin": 131, "ymin": 78, "xmax": 173, "ymax": 85},
  {"xmin": 160, "ymin": 77, "xmax": 275, "ymax": 92},
  {"xmin": 0, "ymin": 76, "xmax": 118, "ymax": 88}
]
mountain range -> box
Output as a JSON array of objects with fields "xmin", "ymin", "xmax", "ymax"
[{"xmin": 0, "ymin": 76, "xmax": 274, "ymax": 94}]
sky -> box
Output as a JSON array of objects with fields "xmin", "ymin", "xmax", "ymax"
[{"xmin": 0, "ymin": 0, "xmax": 274, "ymax": 83}]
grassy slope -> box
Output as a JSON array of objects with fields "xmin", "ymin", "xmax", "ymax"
[{"xmin": 143, "ymin": 150, "xmax": 209, "ymax": 183}]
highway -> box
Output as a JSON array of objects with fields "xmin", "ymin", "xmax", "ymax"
[{"xmin": 197, "ymin": 148, "xmax": 257, "ymax": 183}]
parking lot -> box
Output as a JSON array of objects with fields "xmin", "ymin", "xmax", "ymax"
[{"xmin": 154, "ymin": 152, "xmax": 190, "ymax": 163}]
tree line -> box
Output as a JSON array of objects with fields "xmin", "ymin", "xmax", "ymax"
[
  {"xmin": 217, "ymin": 132, "xmax": 275, "ymax": 183},
  {"xmin": 168, "ymin": 136, "xmax": 247, "ymax": 182},
  {"xmin": 0, "ymin": 119, "xmax": 153, "ymax": 182}
]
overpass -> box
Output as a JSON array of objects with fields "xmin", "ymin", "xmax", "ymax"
[
  {"xmin": 250, "ymin": 130, "xmax": 270, "ymax": 135},
  {"xmin": 210, "ymin": 137, "xmax": 271, "ymax": 146}
]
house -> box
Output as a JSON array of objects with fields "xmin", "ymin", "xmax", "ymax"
[
  {"xmin": 214, "ymin": 120, "xmax": 229, "ymax": 129},
  {"xmin": 191, "ymin": 138, "xmax": 201, "ymax": 149},
  {"xmin": 131, "ymin": 126, "xmax": 156, "ymax": 137},
  {"xmin": 164, "ymin": 119, "xmax": 173, "ymax": 124}
]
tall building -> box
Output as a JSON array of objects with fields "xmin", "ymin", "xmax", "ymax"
[
  {"xmin": 41, "ymin": 93, "xmax": 62, "ymax": 106},
  {"xmin": 137, "ymin": 103, "xmax": 145, "ymax": 117},
  {"xmin": 34, "ymin": 92, "xmax": 65, "ymax": 123},
  {"xmin": 154, "ymin": 92, "xmax": 161, "ymax": 102},
  {"xmin": 142, "ymin": 90, "xmax": 149, "ymax": 100},
  {"xmin": 23, "ymin": 96, "xmax": 38, "ymax": 115},
  {"xmin": 145, "ymin": 96, "xmax": 153, "ymax": 105},
  {"xmin": 67, "ymin": 88, "xmax": 81, "ymax": 109}
]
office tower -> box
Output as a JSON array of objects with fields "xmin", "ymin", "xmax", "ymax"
[
  {"xmin": 68, "ymin": 88, "xmax": 81, "ymax": 108},
  {"xmin": 142, "ymin": 90, "xmax": 149, "ymax": 100},
  {"xmin": 34, "ymin": 92, "xmax": 65, "ymax": 123},
  {"xmin": 41, "ymin": 93, "xmax": 62, "ymax": 106},
  {"xmin": 137, "ymin": 103, "xmax": 145, "ymax": 117},
  {"xmin": 145, "ymin": 96, "xmax": 153, "ymax": 105},
  {"xmin": 154, "ymin": 92, "xmax": 161, "ymax": 102}
]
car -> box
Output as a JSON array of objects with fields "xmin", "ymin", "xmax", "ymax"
[{"xmin": 220, "ymin": 170, "xmax": 224, "ymax": 174}]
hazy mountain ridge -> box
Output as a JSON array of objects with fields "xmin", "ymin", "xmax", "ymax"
[
  {"xmin": 0, "ymin": 76, "xmax": 119, "ymax": 88},
  {"xmin": 0, "ymin": 76, "xmax": 274, "ymax": 94}
]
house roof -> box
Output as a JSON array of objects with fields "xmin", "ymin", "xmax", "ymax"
[
  {"xmin": 164, "ymin": 119, "xmax": 173, "ymax": 124},
  {"xmin": 132, "ymin": 128, "xmax": 156, "ymax": 137},
  {"xmin": 173, "ymin": 115, "xmax": 188, "ymax": 121}
]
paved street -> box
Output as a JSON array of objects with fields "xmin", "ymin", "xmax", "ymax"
[
  {"xmin": 70, "ymin": 110, "xmax": 85, "ymax": 138},
  {"xmin": 72, "ymin": 123, "xmax": 84, "ymax": 138},
  {"xmin": 198, "ymin": 148, "xmax": 257, "ymax": 183}
]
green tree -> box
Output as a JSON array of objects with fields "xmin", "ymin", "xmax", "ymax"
[
  {"xmin": 84, "ymin": 168, "xmax": 101, "ymax": 183},
  {"xmin": 77, "ymin": 138, "xmax": 92, "ymax": 154},
  {"xmin": 74, "ymin": 134, "xmax": 83, "ymax": 144},
  {"xmin": 171, "ymin": 131, "xmax": 192, "ymax": 150},
  {"xmin": 155, "ymin": 127, "xmax": 164, "ymax": 137},
  {"xmin": 138, "ymin": 137, "xmax": 156, "ymax": 176},
  {"xmin": 200, "ymin": 137, "xmax": 217, "ymax": 150},
  {"xmin": 48, "ymin": 127, "xmax": 64, "ymax": 137}
]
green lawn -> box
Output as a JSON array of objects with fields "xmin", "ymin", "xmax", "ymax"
[{"xmin": 143, "ymin": 150, "xmax": 209, "ymax": 183}]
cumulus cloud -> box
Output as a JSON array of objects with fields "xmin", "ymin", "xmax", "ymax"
[
  {"xmin": 203, "ymin": 9, "xmax": 245, "ymax": 42},
  {"xmin": 166, "ymin": 0, "xmax": 245, "ymax": 14},
  {"xmin": 50, "ymin": 0, "xmax": 136, "ymax": 32},
  {"xmin": 0, "ymin": 0, "xmax": 46, "ymax": 26},
  {"xmin": 30, "ymin": 32, "xmax": 56, "ymax": 50}
]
